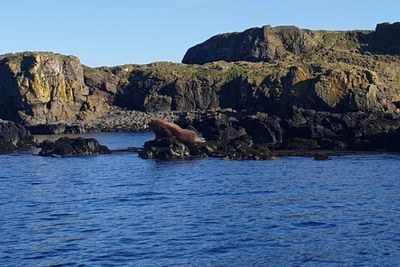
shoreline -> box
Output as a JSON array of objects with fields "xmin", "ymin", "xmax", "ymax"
[{"xmin": 1, "ymin": 106, "xmax": 399, "ymax": 160}]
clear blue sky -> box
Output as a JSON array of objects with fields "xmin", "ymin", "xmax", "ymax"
[{"xmin": 1, "ymin": 0, "xmax": 398, "ymax": 67}]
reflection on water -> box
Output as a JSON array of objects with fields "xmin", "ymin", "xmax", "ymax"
[{"xmin": 1, "ymin": 132, "xmax": 400, "ymax": 266}]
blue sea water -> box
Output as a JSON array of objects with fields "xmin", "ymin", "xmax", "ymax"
[{"xmin": 1, "ymin": 132, "xmax": 400, "ymax": 266}]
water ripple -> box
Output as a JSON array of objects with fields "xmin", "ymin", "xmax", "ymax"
[{"xmin": 0, "ymin": 133, "xmax": 400, "ymax": 266}]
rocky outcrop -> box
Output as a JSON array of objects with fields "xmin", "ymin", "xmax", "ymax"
[
  {"xmin": 0, "ymin": 119, "xmax": 33, "ymax": 153},
  {"xmin": 286, "ymin": 66, "xmax": 396, "ymax": 112},
  {"xmin": 182, "ymin": 22, "xmax": 400, "ymax": 64},
  {"xmin": 114, "ymin": 63, "xmax": 222, "ymax": 112},
  {"xmin": 173, "ymin": 108, "xmax": 400, "ymax": 158},
  {"xmin": 0, "ymin": 22, "xmax": 399, "ymax": 135},
  {"xmin": 112, "ymin": 61, "xmax": 399, "ymax": 114},
  {"xmin": 362, "ymin": 22, "xmax": 400, "ymax": 55},
  {"xmin": 0, "ymin": 52, "xmax": 88, "ymax": 125},
  {"xmin": 38, "ymin": 137, "xmax": 110, "ymax": 157},
  {"xmin": 139, "ymin": 117, "xmax": 208, "ymax": 160},
  {"xmin": 0, "ymin": 52, "xmax": 118, "ymax": 127},
  {"xmin": 139, "ymin": 137, "xmax": 208, "ymax": 160},
  {"xmin": 182, "ymin": 26, "xmax": 317, "ymax": 64},
  {"xmin": 81, "ymin": 66, "xmax": 120, "ymax": 120}
]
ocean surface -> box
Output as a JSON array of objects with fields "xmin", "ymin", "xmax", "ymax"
[{"xmin": 1, "ymin": 132, "xmax": 399, "ymax": 266}]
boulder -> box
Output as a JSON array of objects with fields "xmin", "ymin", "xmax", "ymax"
[
  {"xmin": 239, "ymin": 113, "xmax": 282, "ymax": 144},
  {"xmin": 139, "ymin": 137, "xmax": 210, "ymax": 160},
  {"xmin": 0, "ymin": 119, "xmax": 33, "ymax": 152},
  {"xmin": 38, "ymin": 137, "xmax": 110, "ymax": 157},
  {"xmin": 139, "ymin": 137, "xmax": 191, "ymax": 160}
]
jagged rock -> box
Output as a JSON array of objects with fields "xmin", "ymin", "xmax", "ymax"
[
  {"xmin": 0, "ymin": 119, "xmax": 33, "ymax": 152},
  {"xmin": 38, "ymin": 137, "xmax": 110, "ymax": 157}
]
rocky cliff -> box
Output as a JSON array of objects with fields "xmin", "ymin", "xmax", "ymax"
[
  {"xmin": 0, "ymin": 52, "xmax": 88, "ymax": 125},
  {"xmin": 0, "ymin": 52, "xmax": 113, "ymax": 126},
  {"xmin": 182, "ymin": 22, "xmax": 400, "ymax": 64},
  {"xmin": 112, "ymin": 22, "xmax": 400, "ymax": 115},
  {"xmin": 0, "ymin": 22, "xmax": 399, "ymax": 129}
]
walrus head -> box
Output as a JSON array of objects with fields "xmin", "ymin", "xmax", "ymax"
[{"xmin": 143, "ymin": 118, "xmax": 152, "ymax": 129}]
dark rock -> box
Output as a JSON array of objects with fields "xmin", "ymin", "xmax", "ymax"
[
  {"xmin": 239, "ymin": 113, "xmax": 282, "ymax": 144},
  {"xmin": 177, "ymin": 112, "xmax": 246, "ymax": 142},
  {"xmin": 182, "ymin": 26, "xmax": 316, "ymax": 64},
  {"xmin": 139, "ymin": 137, "xmax": 208, "ymax": 160},
  {"xmin": 314, "ymin": 154, "xmax": 330, "ymax": 160},
  {"xmin": 209, "ymin": 135, "xmax": 274, "ymax": 160},
  {"xmin": 139, "ymin": 137, "xmax": 190, "ymax": 160},
  {"xmin": 114, "ymin": 69, "xmax": 221, "ymax": 112},
  {"xmin": 362, "ymin": 22, "xmax": 400, "ymax": 55},
  {"xmin": 38, "ymin": 137, "xmax": 110, "ymax": 157},
  {"xmin": 0, "ymin": 119, "xmax": 33, "ymax": 153}
]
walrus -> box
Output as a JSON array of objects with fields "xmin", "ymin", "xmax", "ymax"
[{"xmin": 144, "ymin": 118, "xmax": 206, "ymax": 145}]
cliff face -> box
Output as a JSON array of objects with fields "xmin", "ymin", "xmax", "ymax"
[
  {"xmin": 0, "ymin": 52, "xmax": 114, "ymax": 125},
  {"xmin": 0, "ymin": 52, "xmax": 88, "ymax": 125},
  {"xmin": 111, "ymin": 60, "xmax": 399, "ymax": 115},
  {"xmin": 0, "ymin": 22, "xmax": 399, "ymax": 127},
  {"xmin": 114, "ymin": 22, "xmax": 400, "ymax": 115}
]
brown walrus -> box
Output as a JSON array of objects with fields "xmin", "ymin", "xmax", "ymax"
[{"xmin": 144, "ymin": 118, "xmax": 206, "ymax": 145}]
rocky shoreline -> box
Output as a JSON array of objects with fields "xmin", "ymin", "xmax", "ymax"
[
  {"xmin": 1, "ymin": 22, "xmax": 400, "ymax": 159},
  {"xmin": 2, "ymin": 105, "xmax": 400, "ymax": 160}
]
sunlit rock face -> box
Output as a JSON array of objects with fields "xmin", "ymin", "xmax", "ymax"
[{"xmin": 0, "ymin": 52, "xmax": 88, "ymax": 125}]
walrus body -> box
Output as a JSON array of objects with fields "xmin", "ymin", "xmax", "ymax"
[{"xmin": 145, "ymin": 118, "xmax": 205, "ymax": 145}]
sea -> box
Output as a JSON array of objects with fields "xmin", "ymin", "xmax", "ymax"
[{"xmin": 1, "ymin": 132, "xmax": 399, "ymax": 266}]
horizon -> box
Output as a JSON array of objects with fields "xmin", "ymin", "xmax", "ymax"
[{"xmin": 1, "ymin": 0, "xmax": 399, "ymax": 67}]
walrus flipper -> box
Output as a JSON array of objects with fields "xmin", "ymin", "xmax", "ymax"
[{"xmin": 194, "ymin": 136, "xmax": 206, "ymax": 143}]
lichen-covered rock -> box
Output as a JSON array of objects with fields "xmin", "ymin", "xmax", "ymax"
[
  {"xmin": 288, "ymin": 67, "xmax": 394, "ymax": 112},
  {"xmin": 38, "ymin": 137, "xmax": 110, "ymax": 157},
  {"xmin": 0, "ymin": 52, "xmax": 89, "ymax": 125}
]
